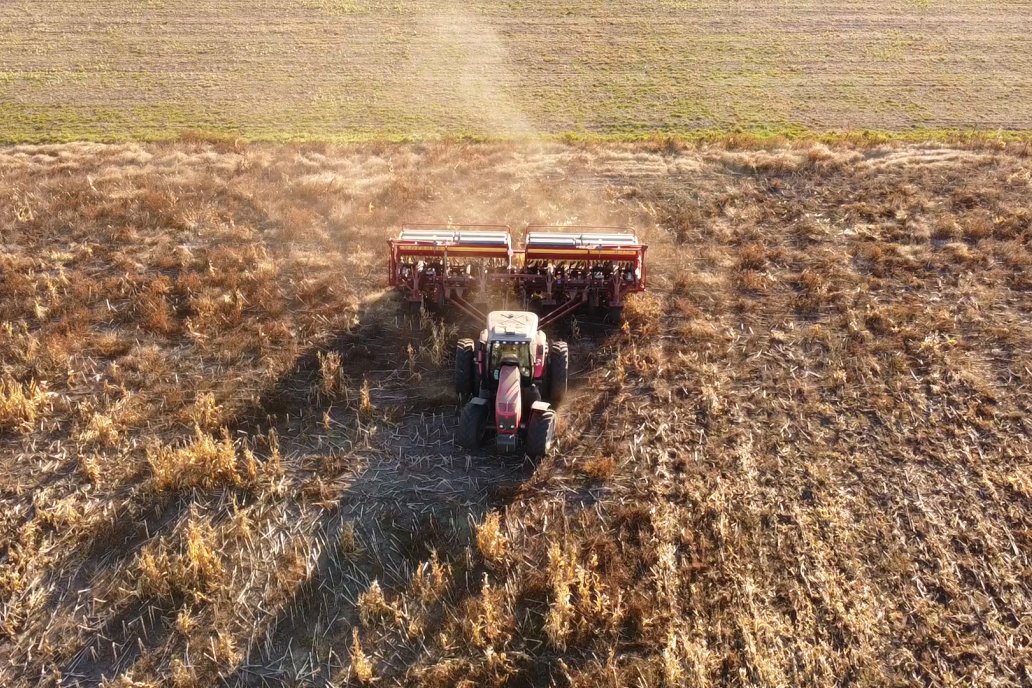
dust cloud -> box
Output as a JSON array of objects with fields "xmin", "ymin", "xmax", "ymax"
[
  {"xmin": 395, "ymin": 3, "xmax": 634, "ymax": 231},
  {"xmin": 406, "ymin": 2, "xmax": 534, "ymax": 137}
]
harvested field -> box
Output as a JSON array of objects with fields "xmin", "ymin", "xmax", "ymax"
[
  {"xmin": 0, "ymin": 139, "xmax": 1031, "ymax": 687},
  {"xmin": 1, "ymin": 1, "xmax": 1032, "ymax": 142}
]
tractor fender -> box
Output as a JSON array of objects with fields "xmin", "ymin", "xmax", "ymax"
[{"xmin": 533, "ymin": 330, "xmax": 547, "ymax": 379}]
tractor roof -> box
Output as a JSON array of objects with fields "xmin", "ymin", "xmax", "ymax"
[{"xmin": 487, "ymin": 311, "xmax": 539, "ymax": 342}]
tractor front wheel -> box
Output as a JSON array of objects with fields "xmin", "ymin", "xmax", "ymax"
[
  {"xmin": 548, "ymin": 341, "xmax": 569, "ymax": 407},
  {"xmin": 457, "ymin": 400, "xmax": 488, "ymax": 450},
  {"xmin": 455, "ymin": 339, "xmax": 475, "ymax": 400},
  {"xmin": 525, "ymin": 409, "xmax": 557, "ymax": 459}
]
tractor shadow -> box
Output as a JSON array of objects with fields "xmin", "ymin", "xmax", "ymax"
[
  {"xmin": 223, "ymin": 453, "xmax": 534, "ymax": 687},
  {"xmin": 218, "ymin": 302, "xmax": 622, "ymax": 686},
  {"xmin": 215, "ymin": 299, "xmax": 538, "ymax": 686},
  {"xmin": 60, "ymin": 293, "xmax": 623, "ymax": 687}
]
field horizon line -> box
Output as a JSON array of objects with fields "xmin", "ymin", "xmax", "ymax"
[{"xmin": 4, "ymin": 126, "xmax": 1032, "ymax": 149}]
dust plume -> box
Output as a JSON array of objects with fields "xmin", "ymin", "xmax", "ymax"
[
  {"xmin": 406, "ymin": 2, "xmax": 534, "ymax": 137},
  {"xmin": 392, "ymin": 4, "xmax": 646, "ymax": 230}
]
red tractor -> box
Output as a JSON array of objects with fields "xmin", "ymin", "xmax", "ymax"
[
  {"xmin": 388, "ymin": 224, "xmax": 645, "ymax": 458},
  {"xmin": 454, "ymin": 310, "xmax": 568, "ymax": 458}
]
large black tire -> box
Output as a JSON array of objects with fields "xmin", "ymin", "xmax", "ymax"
[
  {"xmin": 548, "ymin": 341, "xmax": 569, "ymax": 407},
  {"xmin": 455, "ymin": 339, "xmax": 475, "ymax": 400},
  {"xmin": 525, "ymin": 409, "xmax": 557, "ymax": 459},
  {"xmin": 456, "ymin": 400, "xmax": 488, "ymax": 451}
]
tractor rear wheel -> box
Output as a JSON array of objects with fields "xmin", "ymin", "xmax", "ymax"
[
  {"xmin": 549, "ymin": 341, "xmax": 569, "ymax": 407},
  {"xmin": 526, "ymin": 409, "xmax": 557, "ymax": 459},
  {"xmin": 457, "ymin": 400, "xmax": 488, "ymax": 450},
  {"xmin": 455, "ymin": 339, "xmax": 475, "ymax": 400}
]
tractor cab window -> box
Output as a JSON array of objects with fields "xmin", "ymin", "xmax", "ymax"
[{"xmin": 490, "ymin": 341, "xmax": 532, "ymax": 380}]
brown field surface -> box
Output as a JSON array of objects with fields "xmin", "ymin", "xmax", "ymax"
[
  {"xmin": 0, "ymin": 139, "xmax": 1030, "ymax": 686},
  {"xmin": 1, "ymin": 1, "xmax": 1032, "ymax": 142}
]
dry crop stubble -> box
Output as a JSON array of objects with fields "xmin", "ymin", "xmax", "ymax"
[{"xmin": 0, "ymin": 140, "xmax": 1029, "ymax": 686}]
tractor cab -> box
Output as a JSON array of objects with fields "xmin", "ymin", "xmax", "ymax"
[
  {"xmin": 490, "ymin": 343, "xmax": 532, "ymax": 380},
  {"xmin": 483, "ymin": 311, "xmax": 539, "ymax": 386}
]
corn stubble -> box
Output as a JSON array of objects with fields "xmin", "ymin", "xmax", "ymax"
[{"xmin": 0, "ymin": 139, "xmax": 1030, "ymax": 686}]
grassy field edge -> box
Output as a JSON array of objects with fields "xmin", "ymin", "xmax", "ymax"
[{"xmin": 4, "ymin": 125, "xmax": 1032, "ymax": 148}]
